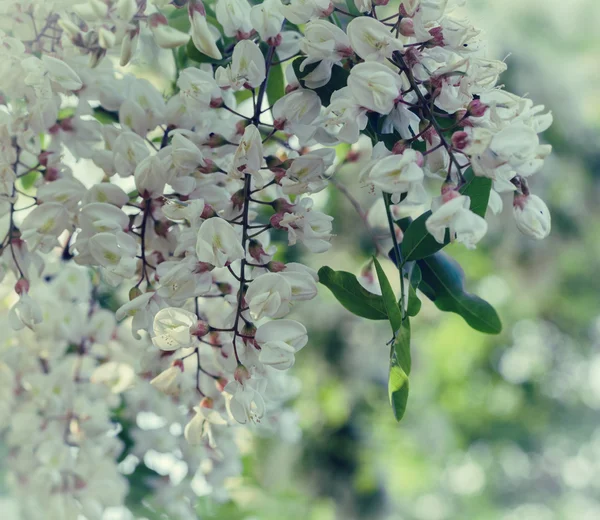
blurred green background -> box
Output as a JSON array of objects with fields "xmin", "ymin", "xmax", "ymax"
[{"xmin": 213, "ymin": 2, "xmax": 600, "ymax": 519}]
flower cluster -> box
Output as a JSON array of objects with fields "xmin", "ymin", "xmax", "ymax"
[{"xmin": 0, "ymin": 0, "xmax": 553, "ymax": 516}]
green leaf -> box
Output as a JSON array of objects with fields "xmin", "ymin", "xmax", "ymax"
[
  {"xmin": 168, "ymin": 7, "xmax": 191, "ymax": 32},
  {"xmin": 19, "ymin": 170, "xmax": 41, "ymax": 191},
  {"xmin": 373, "ymin": 258, "xmax": 402, "ymax": 332},
  {"xmin": 93, "ymin": 106, "xmax": 118, "ymax": 124},
  {"xmin": 389, "ymin": 318, "xmax": 411, "ymax": 421},
  {"xmin": 400, "ymin": 168, "xmax": 492, "ymax": 262},
  {"xmin": 406, "ymin": 264, "xmax": 422, "ymax": 317},
  {"xmin": 266, "ymin": 53, "xmax": 285, "ymax": 108},
  {"xmin": 417, "ymin": 251, "xmax": 502, "ymax": 334},
  {"xmin": 318, "ymin": 266, "xmax": 388, "ymax": 320},
  {"xmin": 389, "ymin": 363, "xmax": 409, "ymax": 421},
  {"xmin": 400, "ymin": 212, "xmax": 445, "ymax": 263},
  {"xmin": 292, "ymin": 58, "xmax": 349, "ymax": 106},
  {"xmin": 460, "ymin": 167, "xmax": 492, "ymax": 218}
]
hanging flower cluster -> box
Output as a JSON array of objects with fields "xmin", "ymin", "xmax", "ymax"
[{"xmin": 0, "ymin": 0, "xmax": 553, "ymax": 516}]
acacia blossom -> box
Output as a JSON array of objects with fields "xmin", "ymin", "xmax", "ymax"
[{"xmin": 0, "ymin": 0, "xmax": 553, "ymax": 517}]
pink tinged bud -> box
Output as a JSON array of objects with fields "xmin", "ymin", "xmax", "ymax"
[
  {"xmin": 207, "ymin": 134, "xmax": 228, "ymax": 148},
  {"xmin": 273, "ymin": 198, "xmax": 295, "ymax": 213},
  {"xmin": 468, "ymin": 99, "xmax": 488, "ymax": 117},
  {"xmin": 200, "ymin": 396, "xmax": 213, "ymax": 408},
  {"xmin": 248, "ymin": 239, "xmax": 266, "ymax": 262},
  {"xmin": 399, "ymin": 18, "xmax": 415, "ymax": 37},
  {"xmin": 346, "ymin": 150, "xmax": 361, "ymax": 163},
  {"xmin": 267, "ymin": 34, "xmax": 283, "ymax": 47},
  {"xmin": 452, "ymin": 131, "xmax": 469, "ymax": 151},
  {"xmin": 373, "ymin": 0, "xmax": 389, "ymax": 5},
  {"xmin": 200, "ymin": 204, "xmax": 216, "ymax": 219},
  {"xmin": 320, "ymin": 2, "xmax": 334, "ymax": 17},
  {"xmin": 270, "ymin": 213, "xmax": 286, "ymax": 230},
  {"xmin": 441, "ymin": 185, "xmax": 460, "ymax": 203},
  {"xmin": 414, "ymin": 151, "xmax": 425, "ymax": 168},
  {"xmin": 231, "ymin": 189, "xmax": 245, "ymax": 210},
  {"xmin": 38, "ymin": 151, "xmax": 52, "ymax": 166},
  {"xmin": 45, "ymin": 168, "xmax": 59, "ymax": 181},
  {"xmin": 210, "ymin": 97, "xmax": 223, "ymax": 108},
  {"xmin": 235, "ymin": 30, "xmax": 254, "ymax": 41},
  {"xmin": 173, "ymin": 359, "xmax": 185, "ymax": 371},
  {"xmin": 198, "ymin": 160, "xmax": 218, "ymax": 174},
  {"xmin": 148, "ymin": 12, "xmax": 168, "ymax": 28},
  {"xmin": 272, "ymin": 168, "xmax": 287, "ymax": 183},
  {"xmin": 273, "ymin": 119, "xmax": 286, "ymax": 131},
  {"xmin": 14, "ymin": 278, "xmax": 29, "ymax": 296},
  {"xmin": 242, "ymin": 323, "xmax": 257, "ymax": 339},
  {"xmin": 285, "ymin": 84, "xmax": 298, "ymax": 94},
  {"xmin": 235, "ymin": 121, "xmax": 248, "ymax": 135},
  {"xmin": 216, "ymin": 377, "xmax": 228, "ymax": 392},
  {"xmin": 194, "ymin": 261, "xmax": 214, "ymax": 274},
  {"xmin": 234, "ymin": 364, "xmax": 250, "ymax": 383},
  {"xmin": 191, "ymin": 320, "xmax": 210, "ymax": 337},
  {"xmin": 429, "ymin": 27, "xmax": 444, "ymax": 46},
  {"xmin": 392, "ymin": 140, "xmax": 408, "ymax": 155},
  {"xmin": 189, "ymin": 0, "xmax": 207, "ymax": 16},
  {"xmin": 267, "ymin": 261, "xmax": 286, "ymax": 273}
]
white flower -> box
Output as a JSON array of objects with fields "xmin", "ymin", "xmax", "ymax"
[
  {"xmin": 184, "ymin": 404, "xmax": 228, "ymax": 446},
  {"xmin": 245, "ymin": 273, "xmax": 292, "ymax": 320},
  {"xmin": 115, "ymin": 291, "xmax": 161, "ymax": 338},
  {"xmin": 347, "ymin": 17, "xmax": 403, "ymax": 62},
  {"xmin": 299, "ymin": 20, "xmax": 351, "ymax": 88},
  {"xmin": 280, "ymin": 266, "xmax": 318, "ymax": 301},
  {"xmin": 150, "ymin": 365, "xmax": 183, "ymax": 396},
  {"xmin": 134, "ymin": 154, "xmax": 170, "ymax": 198},
  {"xmin": 272, "ymin": 90, "xmax": 321, "ymax": 143},
  {"xmin": 513, "ymin": 194, "xmax": 551, "ymax": 240},
  {"xmin": 368, "ymin": 150, "xmax": 424, "ymax": 201},
  {"xmin": 177, "ymin": 68, "xmax": 221, "ymax": 111},
  {"xmin": 231, "ymin": 124, "xmax": 263, "ymax": 177},
  {"xmin": 40, "ymin": 55, "xmax": 82, "ymax": 91},
  {"xmin": 216, "ymin": 40, "xmax": 266, "ymax": 90},
  {"xmin": 152, "ymin": 307, "xmax": 198, "ymax": 351},
  {"xmin": 87, "ymin": 231, "xmax": 138, "ymax": 278},
  {"xmin": 148, "ymin": 13, "xmax": 190, "ymax": 49},
  {"xmin": 281, "ymin": 0, "xmax": 334, "ymax": 25},
  {"xmin": 196, "ymin": 218, "xmax": 245, "ymax": 267},
  {"xmin": 250, "ymin": 0, "xmax": 284, "ymax": 44},
  {"xmin": 37, "ymin": 177, "xmax": 86, "ymax": 211},
  {"xmin": 189, "ymin": 0, "xmax": 222, "ymax": 60},
  {"xmin": 426, "ymin": 194, "xmax": 488, "ymax": 249},
  {"xmin": 215, "ymin": 0, "xmax": 253, "ymax": 38},
  {"xmin": 347, "ymin": 62, "xmax": 403, "ymax": 114},
  {"xmin": 8, "ymin": 293, "xmax": 43, "ymax": 330},
  {"xmin": 255, "ymin": 319, "xmax": 308, "ymax": 370},
  {"xmin": 20, "ymin": 202, "xmax": 71, "ymax": 252},
  {"xmin": 171, "ymin": 133, "xmax": 206, "ymax": 172},
  {"xmin": 225, "ymin": 380, "xmax": 265, "ymax": 424},
  {"xmin": 91, "ymin": 362, "xmax": 136, "ymax": 393}
]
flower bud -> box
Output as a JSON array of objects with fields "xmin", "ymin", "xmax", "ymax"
[
  {"xmin": 148, "ymin": 13, "xmax": 190, "ymax": 49},
  {"xmin": 129, "ymin": 286, "xmax": 142, "ymax": 301},
  {"xmin": 468, "ymin": 99, "xmax": 488, "ymax": 117},
  {"xmin": 191, "ymin": 320, "xmax": 210, "ymax": 338},
  {"xmin": 234, "ymin": 363, "xmax": 250, "ymax": 383},
  {"xmin": 14, "ymin": 278, "xmax": 29, "ymax": 296},
  {"xmin": 513, "ymin": 194, "xmax": 551, "ymax": 240}
]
